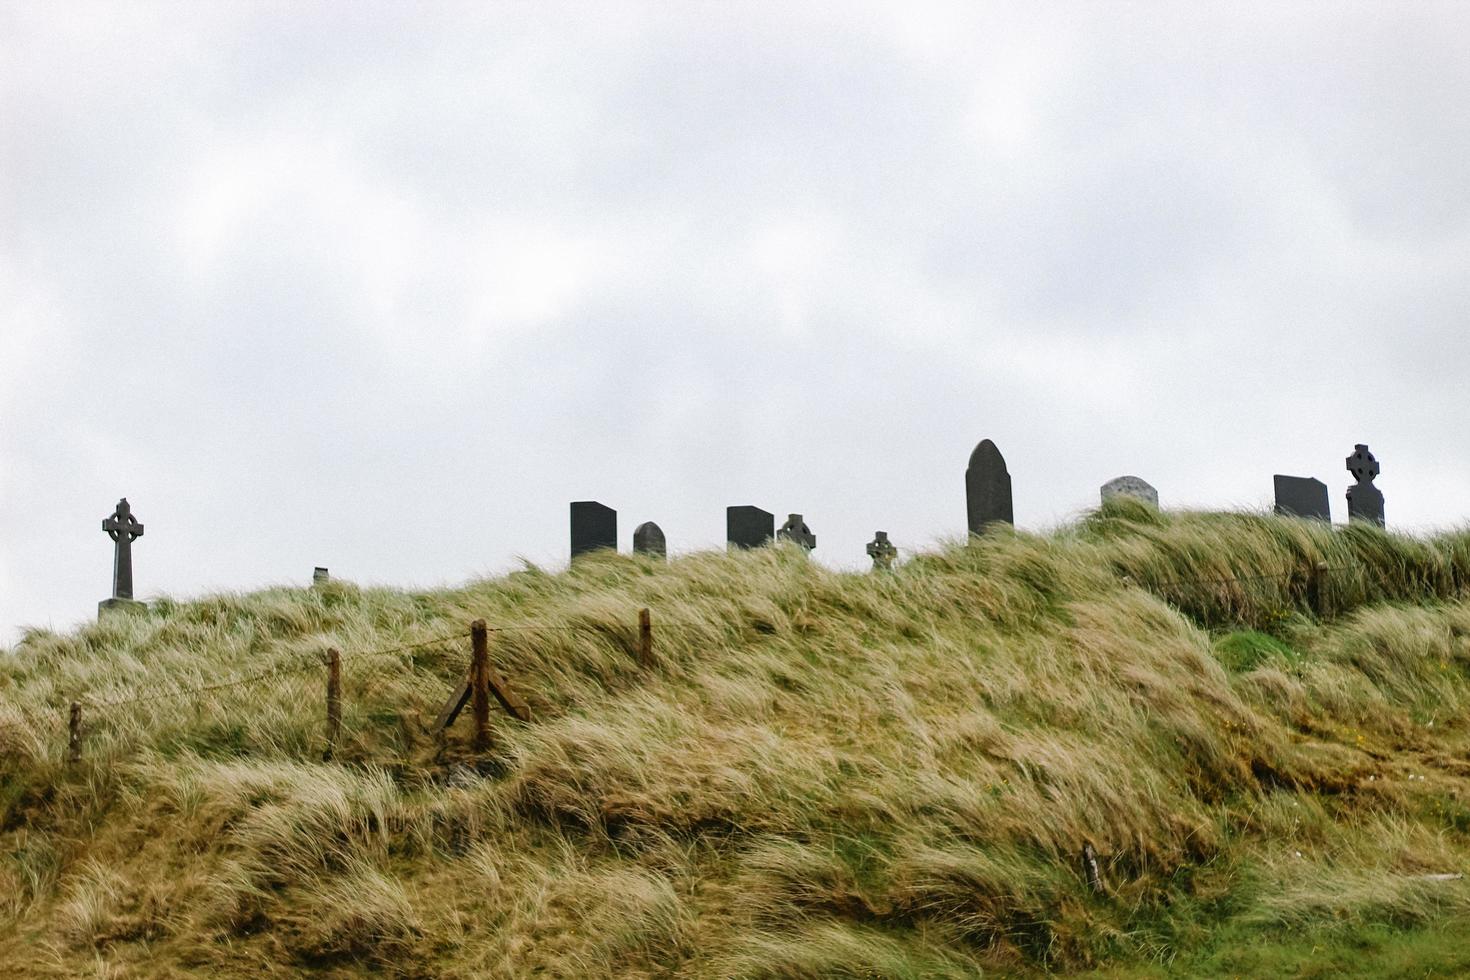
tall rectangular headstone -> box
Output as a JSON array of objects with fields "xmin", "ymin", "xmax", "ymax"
[
  {"xmin": 965, "ymin": 439, "xmax": 1014, "ymax": 534},
  {"xmin": 1273, "ymin": 475, "xmax": 1330, "ymax": 522},
  {"xmin": 726, "ymin": 505, "xmax": 774, "ymax": 549},
  {"xmin": 570, "ymin": 501, "xmax": 617, "ymax": 558}
]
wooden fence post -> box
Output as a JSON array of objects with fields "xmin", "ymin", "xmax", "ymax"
[
  {"xmin": 67, "ymin": 702, "xmax": 81, "ymax": 764},
  {"xmin": 1308, "ymin": 561, "xmax": 1330, "ymax": 618},
  {"xmin": 324, "ymin": 648, "xmax": 341, "ymax": 761},
  {"xmin": 471, "ymin": 620, "xmax": 491, "ymax": 751},
  {"xmin": 638, "ymin": 608, "xmax": 654, "ymax": 668}
]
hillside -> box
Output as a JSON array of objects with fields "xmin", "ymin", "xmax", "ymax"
[{"xmin": 4, "ymin": 501, "xmax": 1470, "ymax": 977}]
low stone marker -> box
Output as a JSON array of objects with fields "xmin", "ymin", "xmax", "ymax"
[
  {"xmin": 965, "ymin": 439, "xmax": 1014, "ymax": 534},
  {"xmin": 99, "ymin": 498, "xmax": 146, "ymax": 618},
  {"xmin": 632, "ymin": 521, "xmax": 667, "ymax": 559},
  {"xmin": 570, "ymin": 501, "xmax": 617, "ymax": 558},
  {"xmin": 777, "ymin": 513, "xmax": 816, "ymax": 551},
  {"xmin": 313, "ymin": 566, "xmax": 330, "ymax": 585},
  {"xmin": 1100, "ymin": 475, "xmax": 1158, "ymax": 507},
  {"xmin": 866, "ymin": 531, "xmax": 897, "ymax": 571},
  {"xmin": 727, "ymin": 506, "xmax": 774, "ymax": 549},
  {"xmin": 1273, "ymin": 476, "xmax": 1330, "ymax": 521},
  {"xmin": 1345, "ymin": 444, "xmax": 1385, "ymax": 526}
]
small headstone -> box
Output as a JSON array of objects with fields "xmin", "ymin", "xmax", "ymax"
[
  {"xmin": 777, "ymin": 513, "xmax": 816, "ymax": 551},
  {"xmin": 632, "ymin": 521, "xmax": 667, "ymax": 559},
  {"xmin": 1100, "ymin": 475, "xmax": 1158, "ymax": 507},
  {"xmin": 570, "ymin": 501, "xmax": 617, "ymax": 558},
  {"xmin": 1273, "ymin": 475, "xmax": 1330, "ymax": 522},
  {"xmin": 99, "ymin": 497, "xmax": 146, "ymax": 618},
  {"xmin": 1345, "ymin": 444, "xmax": 1385, "ymax": 526},
  {"xmin": 727, "ymin": 505, "xmax": 774, "ymax": 550},
  {"xmin": 866, "ymin": 531, "xmax": 897, "ymax": 571},
  {"xmin": 965, "ymin": 439, "xmax": 1014, "ymax": 534},
  {"xmin": 313, "ymin": 567, "xmax": 330, "ymax": 585}
]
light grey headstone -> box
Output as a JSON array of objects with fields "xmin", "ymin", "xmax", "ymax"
[
  {"xmin": 965, "ymin": 439, "xmax": 1014, "ymax": 534},
  {"xmin": 632, "ymin": 521, "xmax": 667, "ymax": 559},
  {"xmin": 1100, "ymin": 475, "xmax": 1159, "ymax": 508},
  {"xmin": 777, "ymin": 513, "xmax": 816, "ymax": 551},
  {"xmin": 1345, "ymin": 444, "xmax": 1384, "ymax": 526},
  {"xmin": 570, "ymin": 501, "xmax": 617, "ymax": 557},
  {"xmin": 1273, "ymin": 476, "xmax": 1330, "ymax": 522}
]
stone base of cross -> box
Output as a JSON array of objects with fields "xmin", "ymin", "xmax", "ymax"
[{"xmin": 98, "ymin": 597, "xmax": 147, "ymax": 619}]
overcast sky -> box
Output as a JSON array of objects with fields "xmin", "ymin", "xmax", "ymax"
[{"xmin": 3, "ymin": 2, "xmax": 1468, "ymax": 643}]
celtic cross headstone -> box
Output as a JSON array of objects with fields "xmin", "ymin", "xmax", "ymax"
[
  {"xmin": 777, "ymin": 514, "xmax": 816, "ymax": 551},
  {"xmin": 100, "ymin": 498, "xmax": 146, "ymax": 617},
  {"xmin": 1345, "ymin": 444, "xmax": 1384, "ymax": 525},
  {"xmin": 866, "ymin": 531, "xmax": 897, "ymax": 571}
]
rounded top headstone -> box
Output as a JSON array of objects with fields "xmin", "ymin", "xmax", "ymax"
[
  {"xmin": 1100, "ymin": 475, "xmax": 1159, "ymax": 507},
  {"xmin": 967, "ymin": 439, "xmax": 1008, "ymax": 473}
]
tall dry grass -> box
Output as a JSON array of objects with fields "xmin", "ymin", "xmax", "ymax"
[{"xmin": 1, "ymin": 501, "xmax": 1469, "ymax": 976}]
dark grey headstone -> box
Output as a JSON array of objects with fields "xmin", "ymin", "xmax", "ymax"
[
  {"xmin": 866, "ymin": 531, "xmax": 897, "ymax": 571},
  {"xmin": 570, "ymin": 500, "xmax": 617, "ymax": 558},
  {"xmin": 1273, "ymin": 475, "xmax": 1330, "ymax": 522},
  {"xmin": 727, "ymin": 505, "xmax": 774, "ymax": 550},
  {"xmin": 101, "ymin": 497, "xmax": 143, "ymax": 601},
  {"xmin": 632, "ymin": 521, "xmax": 667, "ymax": 559},
  {"xmin": 777, "ymin": 513, "xmax": 816, "ymax": 551},
  {"xmin": 965, "ymin": 439, "xmax": 1014, "ymax": 534},
  {"xmin": 313, "ymin": 566, "xmax": 330, "ymax": 585},
  {"xmin": 1345, "ymin": 444, "xmax": 1384, "ymax": 526},
  {"xmin": 1100, "ymin": 475, "xmax": 1158, "ymax": 507}
]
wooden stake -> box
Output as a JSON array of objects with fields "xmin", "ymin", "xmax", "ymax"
[
  {"xmin": 324, "ymin": 648, "xmax": 341, "ymax": 761},
  {"xmin": 471, "ymin": 620, "xmax": 491, "ymax": 750},
  {"xmin": 638, "ymin": 608, "xmax": 654, "ymax": 668},
  {"xmin": 1308, "ymin": 560, "xmax": 1330, "ymax": 617},
  {"xmin": 1081, "ymin": 841, "xmax": 1104, "ymax": 895},
  {"xmin": 67, "ymin": 701, "xmax": 81, "ymax": 764}
]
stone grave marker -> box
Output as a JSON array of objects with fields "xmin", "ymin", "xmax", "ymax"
[
  {"xmin": 570, "ymin": 501, "xmax": 617, "ymax": 557},
  {"xmin": 313, "ymin": 566, "xmax": 330, "ymax": 585},
  {"xmin": 100, "ymin": 497, "xmax": 146, "ymax": 617},
  {"xmin": 1100, "ymin": 475, "xmax": 1158, "ymax": 507},
  {"xmin": 965, "ymin": 439, "xmax": 1014, "ymax": 534},
  {"xmin": 727, "ymin": 505, "xmax": 774, "ymax": 549},
  {"xmin": 632, "ymin": 521, "xmax": 667, "ymax": 559},
  {"xmin": 867, "ymin": 531, "xmax": 897, "ymax": 571},
  {"xmin": 1273, "ymin": 476, "xmax": 1330, "ymax": 522},
  {"xmin": 777, "ymin": 513, "xmax": 816, "ymax": 551},
  {"xmin": 1345, "ymin": 444, "xmax": 1384, "ymax": 525}
]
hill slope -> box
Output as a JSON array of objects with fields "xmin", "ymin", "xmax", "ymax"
[{"xmin": 4, "ymin": 501, "xmax": 1470, "ymax": 977}]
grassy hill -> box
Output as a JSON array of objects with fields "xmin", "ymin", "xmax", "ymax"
[{"xmin": 4, "ymin": 500, "xmax": 1470, "ymax": 977}]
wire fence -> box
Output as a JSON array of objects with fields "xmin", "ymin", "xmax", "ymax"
[{"xmin": 1, "ymin": 558, "xmax": 1466, "ymax": 768}]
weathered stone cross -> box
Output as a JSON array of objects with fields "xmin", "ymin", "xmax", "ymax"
[{"xmin": 102, "ymin": 498, "xmax": 144, "ymax": 600}]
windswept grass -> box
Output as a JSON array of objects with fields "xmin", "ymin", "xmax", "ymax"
[{"xmin": 2, "ymin": 501, "xmax": 1470, "ymax": 976}]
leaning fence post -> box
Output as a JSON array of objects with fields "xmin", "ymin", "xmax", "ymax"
[
  {"xmin": 324, "ymin": 648, "xmax": 342, "ymax": 761},
  {"xmin": 1308, "ymin": 561, "xmax": 1330, "ymax": 617},
  {"xmin": 638, "ymin": 608, "xmax": 654, "ymax": 668},
  {"xmin": 471, "ymin": 620, "xmax": 491, "ymax": 751},
  {"xmin": 67, "ymin": 702, "xmax": 81, "ymax": 764}
]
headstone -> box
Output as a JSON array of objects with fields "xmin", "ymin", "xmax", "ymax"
[
  {"xmin": 965, "ymin": 439, "xmax": 1014, "ymax": 534},
  {"xmin": 1345, "ymin": 444, "xmax": 1384, "ymax": 526},
  {"xmin": 777, "ymin": 513, "xmax": 816, "ymax": 551},
  {"xmin": 866, "ymin": 531, "xmax": 897, "ymax": 571},
  {"xmin": 1100, "ymin": 475, "xmax": 1158, "ymax": 507},
  {"xmin": 1273, "ymin": 475, "xmax": 1330, "ymax": 522},
  {"xmin": 99, "ymin": 497, "xmax": 146, "ymax": 617},
  {"xmin": 570, "ymin": 501, "xmax": 617, "ymax": 558},
  {"xmin": 632, "ymin": 521, "xmax": 667, "ymax": 559},
  {"xmin": 313, "ymin": 566, "xmax": 330, "ymax": 585},
  {"xmin": 727, "ymin": 505, "xmax": 774, "ymax": 550}
]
